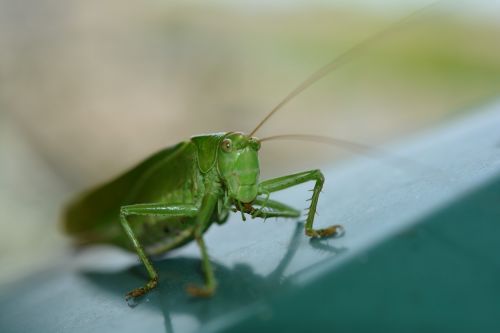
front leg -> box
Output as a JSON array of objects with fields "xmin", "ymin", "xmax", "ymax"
[
  {"xmin": 258, "ymin": 169, "xmax": 343, "ymax": 238},
  {"xmin": 246, "ymin": 197, "xmax": 301, "ymax": 219}
]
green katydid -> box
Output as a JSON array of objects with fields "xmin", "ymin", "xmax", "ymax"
[
  {"xmin": 64, "ymin": 131, "xmax": 341, "ymax": 299},
  {"xmin": 63, "ymin": 4, "xmax": 436, "ymax": 300}
]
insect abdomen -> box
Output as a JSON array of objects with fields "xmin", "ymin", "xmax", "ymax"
[{"xmin": 62, "ymin": 142, "xmax": 190, "ymax": 246}]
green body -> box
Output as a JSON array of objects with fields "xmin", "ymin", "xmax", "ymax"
[
  {"xmin": 65, "ymin": 138, "xmax": 221, "ymax": 254},
  {"xmin": 64, "ymin": 132, "xmax": 341, "ymax": 299}
]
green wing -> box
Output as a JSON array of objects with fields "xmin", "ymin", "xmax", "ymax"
[{"xmin": 62, "ymin": 142, "xmax": 188, "ymax": 244}]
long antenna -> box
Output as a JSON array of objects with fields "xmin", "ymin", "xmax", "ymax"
[
  {"xmin": 259, "ymin": 134, "xmax": 443, "ymax": 175},
  {"xmin": 260, "ymin": 134, "xmax": 379, "ymax": 156},
  {"xmin": 249, "ymin": 2, "xmax": 438, "ymax": 136}
]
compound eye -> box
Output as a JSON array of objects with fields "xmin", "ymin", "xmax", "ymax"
[{"xmin": 221, "ymin": 138, "xmax": 232, "ymax": 152}]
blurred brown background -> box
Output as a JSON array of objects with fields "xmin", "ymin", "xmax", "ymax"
[{"xmin": 1, "ymin": 0, "xmax": 499, "ymax": 284}]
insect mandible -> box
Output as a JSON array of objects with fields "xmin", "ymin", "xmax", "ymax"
[{"xmin": 63, "ymin": 5, "xmax": 434, "ymax": 301}]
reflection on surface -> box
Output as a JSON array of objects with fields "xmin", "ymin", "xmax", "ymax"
[{"xmin": 83, "ymin": 223, "xmax": 347, "ymax": 333}]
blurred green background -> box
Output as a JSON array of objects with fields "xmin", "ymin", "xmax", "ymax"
[{"xmin": 1, "ymin": 0, "xmax": 500, "ymax": 309}]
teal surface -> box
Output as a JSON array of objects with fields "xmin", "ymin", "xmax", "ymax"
[
  {"xmin": 221, "ymin": 173, "xmax": 500, "ymax": 332},
  {"xmin": 1, "ymin": 102, "xmax": 500, "ymax": 332}
]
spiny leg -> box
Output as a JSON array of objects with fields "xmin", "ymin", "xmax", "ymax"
[
  {"xmin": 258, "ymin": 169, "xmax": 343, "ymax": 238},
  {"xmin": 250, "ymin": 197, "xmax": 301, "ymax": 219},
  {"xmin": 120, "ymin": 203, "xmax": 198, "ymax": 300},
  {"xmin": 249, "ymin": 191, "xmax": 270, "ymax": 218}
]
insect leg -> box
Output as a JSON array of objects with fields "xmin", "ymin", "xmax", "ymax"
[
  {"xmin": 185, "ymin": 192, "xmax": 219, "ymax": 297},
  {"xmin": 147, "ymin": 228, "xmax": 193, "ymax": 256},
  {"xmin": 258, "ymin": 170, "xmax": 343, "ymax": 238},
  {"xmin": 120, "ymin": 203, "xmax": 198, "ymax": 299},
  {"xmin": 249, "ymin": 191, "xmax": 269, "ymax": 217},
  {"xmin": 185, "ymin": 235, "xmax": 216, "ymax": 297},
  {"xmin": 251, "ymin": 197, "xmax": 301, "ymax": 219}
]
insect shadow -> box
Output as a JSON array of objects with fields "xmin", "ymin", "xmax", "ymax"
[{"xmin": 82, "ymin": 222, "xmax": 347, "ymax": 332}]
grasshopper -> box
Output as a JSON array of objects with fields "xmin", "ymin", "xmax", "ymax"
[
  {"xmin": 64, "ymin": 131, "xmax": 341, "ymax": 299},
  {"xmin": 63, "ymin": 4, "xmax": 435, "ymax": 300}
]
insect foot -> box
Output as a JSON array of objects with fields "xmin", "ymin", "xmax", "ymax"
[
  {"xmin": 125, "ymin": 277, "xmax": 158, "ymax": 301},
  {"xmin": 306, "ymin": 225, "xmax": 344, "ymax": 238},
  {"xmin": 186, "ymin": 284, "xmax": 216, "ymax": 298}
]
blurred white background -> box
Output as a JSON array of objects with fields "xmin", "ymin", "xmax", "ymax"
[{"xmin": 1, "ymin": 0, "xmax": 499, "ymax": 285}]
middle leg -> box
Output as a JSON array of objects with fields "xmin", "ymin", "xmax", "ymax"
[
  {"xmin": 120, "ymin": 203, "xmax": 198, "ymax": 299},
  {"xmin": 249, "ymin": 197, "xmax": 301, "ymax": 219}
]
